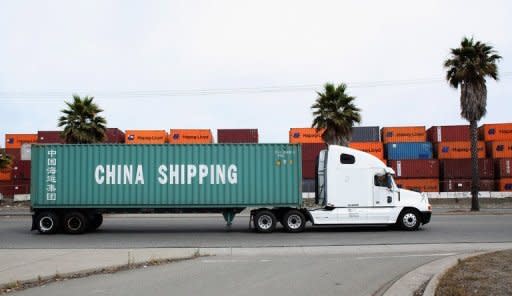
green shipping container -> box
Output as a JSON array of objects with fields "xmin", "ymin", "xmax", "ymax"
[{"xmin": 31, "ymin": 144, "xmax": 302, "ymax": 209}]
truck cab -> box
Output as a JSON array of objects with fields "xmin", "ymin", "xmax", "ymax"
[{"xmin": 310, "ymin": 145, "xmax": 431, "ymax": 230}]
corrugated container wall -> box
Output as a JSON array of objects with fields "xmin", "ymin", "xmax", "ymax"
[
  {"xmin": 495, "ymin": 159, "xmax": 512, "ymax": 178},
  {"xmin": 125, "ymin": 130, "xmax": 167, "ymax": 144},
  {"xmin": 441, "ymin": 179, "xmax": 495, "ymax": 192},
  {"xmin": 5, "ymin": 134, "xmax": 38, "ymax": 149},
  {"xmin": 351, "ymin": 126, "xmax": 380, "ymax": 142},
  {"xmin": 497, "ymin": 179, "xmax": 512, "ymax": 191},
  {"xmin": 349, "ymin": 142, "xmax": 384, "ymax": 161},
  {"xmin": 289, "ymin": 128, "xmax": 324, "ymax": 144},
  {"xmin": 388, "ymin": 160, "xmax": 439, "ymax": 178},
  {"xmin": 169, "ymin": 129, "xmax": 213, "ymax": 144},
  {"xmin": 37, "ymin": 131, "xmax": 65, "ymax": 144},
  {"xmin": 301, "ymin": 143, "xmax": 326, "ymax": 179},
  {"xmin": 217, "ymin": 129, "xmax": 258, "ymax": 143},
  {"xmin": 104, "ymin": 128, "xmax": 125, "ymax": 143},
  {"xmin": 381, "ymin": 126, "xmax": 426, "ymax": 143},
  {"xmin": 435, "ymin": 141, "xmax": 485, "ymax": 159},
  {"xmin": 479, "ymin": 123, "xmax": 512, "ymax": 141},
  {"xmin": 30, "ymin": 144, "xmax": 301, "ymax": 208},
  {"xmin": 385, "ymin": 142, "xmax": 433, "ymax": 160},
  {"xmin": 2, "ymin": 148, "xmax": 21, "ymax": 161},
  {"xmin": 395, "ymin": 178, "xmax": 439, "ymax": 192},
  {"xmin": 486, "ymin": 141, "xmax": 512, "ymax": 158},
  {"xmin": 441, "ymin": 159, "xmax": 494, "ymax": 179},
  {"xmin": 427, "ymin": 125, "xmax": 470, "ymax": 143}
]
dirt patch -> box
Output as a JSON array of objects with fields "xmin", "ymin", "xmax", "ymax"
[{"xmin": 435, "ymin": 250, "xmax": 512, "ymax": 296}]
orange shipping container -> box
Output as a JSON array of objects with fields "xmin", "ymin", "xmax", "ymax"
[
  {"xmin": 435, "ymin": 141, "xmax": 485, "ymax": 159},
  {"xmin": 348, "ymin": 142, "xmax": 384, "ymax": 160},
  {"xmin": 5, "ymin": 134, "xmax": 38, "ymax": 149},
  {"xmin": 0, "ymin": 169, "xmax": 12, "ymax": 181},
  {"xmin": 479, "ymin": 123, "xmax": 512, "ymax": 141},
  {"xmin": 395, "ymin": 178, "xmax": 439, "ymax": 192},
  {"xmin": 125, "ymin": 130, "xmax": 167, "ymax": 144},
  {"xmin": 486, "ymin": 141, "xmax": 512, "ymax": 158},
  {"xmin": 289, "ymin": 128, "xmax": 324, "ymax": 144},
  {"xmin": 497, "ymin": 178, "xmax": 512, "ymax": 191},
  {"xmin": 168, "ymin": 129, "xmax": 213, "ymax": 144},
  {"xmin": 381, "ymin": 126, "xmax": 426, "ymax": 143}
]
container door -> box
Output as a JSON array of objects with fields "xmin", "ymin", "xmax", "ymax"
[{"xmin": 370, "ymin": 173, "xmax": 397, "ymax": 223}]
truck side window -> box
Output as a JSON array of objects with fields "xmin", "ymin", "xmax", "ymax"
[
  {"xmin": 374, "ymin": 175, "xmax": 387, "ymax": 187},
  {"xmin": 340, "ymin": 153, "xmax": 355, "ymax": 164}
]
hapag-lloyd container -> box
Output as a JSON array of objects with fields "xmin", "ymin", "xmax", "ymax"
[
  {"xmin": 0, "ymin": 169, "xmax": 12, "ymax": 181},
  {"xmin": 37, "ymin": 131, "xmax": 65, "ymax": 144},
  {"xmin": 289, "ymin": 128, "xmax": 324, "ymax": 144},
  {"xmin": 435, "ymin": 141, "xmax": 486, "ymax": 159},
  {"xmin": 381, "ymin": 126, "xmax": 426, "ymax": 143},
  {"xmin": 395, "ymin": 178, "xmax": 439, "ymax": 192},
  {"xmin": 169, "ymin": 129, "xmax": 213, "ymax": 144},
  {"xmin": 30, "ymin": 144, "xmax": 302, "ymax": 208},
  {"xmin": 351, "ymin": 127, "xmax": 380, "ymax": 142},
  {"xmin": 479, "ymin": 123, "xmax": 512, "ymax": 141},
  {"xmin": 217, "ymin": 129, "xmax": 258, "ymax": 143},
  {"xmin": 486, "ymin": 141, "xmax": 512, "ymax": 158},
  {"xmin": 388, "ymin": 160, "xmax": 439, "ymax": 178},
  {"xmin": 427, "ymin": 125, "xmax": 470, "ymax": 143},
  {"xmin": 441, "ymin": 159, "xmax": 494, "ymax": 179},
  {"xmin": 5, "ymin": 134, "xmax": 38, "ymax": 149},
  {"xmin": 495, "ymin": 159, "xmax": 512, "ymax": 178},
  {"xmin": 385, "ymin": 142, "xmax": 433, "ymax": 160},
  {"xmin": 125, "ymin": 130, "xmax": 167, "ymax": 144},
  {"xmin": 349, "ymin": 142, "xmax": 384, "ymax": 160},
  {"xmin": 497, "ymin": 178, "xmax": 512, "ymax": 191},
  {"xmin": 441, "ymin": 179, "xmax": 495, "ymax": 192}
]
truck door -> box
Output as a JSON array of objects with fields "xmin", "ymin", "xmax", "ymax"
[{"xmin": 370, "ymin": 173, "xmax": 397, "ymax": 223}]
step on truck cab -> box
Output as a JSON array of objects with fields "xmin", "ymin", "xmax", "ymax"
[{"xmin": 309, "ymin": 145, "xmax": 431, "ymax": 230}]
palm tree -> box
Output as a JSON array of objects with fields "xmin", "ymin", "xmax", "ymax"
[
  {"xmin": 311, "ymin": 83, "xmax": 361, "ymax": 145},
  {"xmin": 444, "ymin": 37, "xmax": 501, "ymax": 211},
  {"xmin": 58, "ymin": 95, "xmax": 107, "ymax": 144},
  {"xmin": 0, "ymin": 151, "xmax": 12, "ymax": 170}
]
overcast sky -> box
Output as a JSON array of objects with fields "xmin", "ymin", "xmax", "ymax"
[{"xmin": 1, "ymin": 0, "xmax": 510, "ymax": 144}]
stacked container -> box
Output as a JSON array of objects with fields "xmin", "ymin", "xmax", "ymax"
[
  {"xmin": 2, "ymin": 134, "xmax": 37, "ymax": 198},
  {"xmin": 289, "ymin": 128, "xmax": 325, "ymax": 192},
  {"xmin": 348, "ymin": 126, "xmax": 384, "ymax": 162},
  {"xmin": 104, "ymin": 128, "xmax": 125, "ymax": 143},
  {"xmin": 381, "ymin": 126, "xmax": 437, "ymax": 192},
  {"xmin": 481, "ymin": 123, "xmax": 512, "ymax": 191},
  {"xmin": 125, "ymin": 130, "xmax": 167, "ymax": 144},
  {"xmin": 217, "ymin": 129, "xmax": 258, "ymax": 143},
  {"xmin": 169, "ymin": 129, "xmax": 213, "ymax": 144},
  {"xmin": 37, "ymin": 131, "xmax": 65, "ymax": 144}
]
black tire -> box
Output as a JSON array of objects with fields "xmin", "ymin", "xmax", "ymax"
[
  {"xmin": 282, "ymin": 210, "xmax": 306, "ymax": 233},
  {"xmin": 89, "ymin": 214, "xmax": 103, "ymax": 231},
  {"xmin": 63, "ymin": 211, "xmax": 89, "ymax": 234},
  {"xmin": 253, "ymin": 210, "xmax": 277, "ymax": 233},
  {"xmin": 35, "ymin": 211, "xmax": 60, "ymax": 234},
  {"xmin": 398, "ymin": 209, "xmax": 420, "ymax": 231}
]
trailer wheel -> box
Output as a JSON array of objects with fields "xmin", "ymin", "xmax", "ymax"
[
  {"xmin": 253, "ymin": 210, "xmax": 277, "ymax": 233},
  {"xmin": 282, "ymin": 210, "xmax": 306, "ymax": 233},
  {"xmin": 63, "ymin": 212, "xmax": 89, "ymax": 234},
  {"xmin": 35, "ymin": 211, "xmax": 60, "ymax": 234},
  {"xmin": 398, "ymin": 209, "xmax": 420, "ymax": 231},
  {"xmin": 89, "ymin": 214, "xmax": 103, "ymax": 231}
]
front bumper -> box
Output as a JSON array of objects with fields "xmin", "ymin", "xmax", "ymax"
[{"xmin": 420, "ymin": 211, "xmax": 432, "ymax": 225}]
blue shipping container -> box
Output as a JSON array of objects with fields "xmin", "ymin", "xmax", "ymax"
[{"xmin": 385, "ymin": 142, "xmax": 433, "ymax": 160}]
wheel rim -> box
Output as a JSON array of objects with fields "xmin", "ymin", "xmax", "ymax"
[
  {"xmin": 403, "ymin": 213, "xmax": 417, "ymax": 228},
  {"xmin": 287, "ymin": 214, "xmax": 302, "ymax": 230},
  {"xmin": 67, "ymin": 216, "xmax": 82, "ymax": 231},
  {"xmin": 257, "ymin": 215, "xmax": 273, "ymax": 230},
  {"xmin": 39, "ymin": 217, "xmax": 54, "ymax": 232}
]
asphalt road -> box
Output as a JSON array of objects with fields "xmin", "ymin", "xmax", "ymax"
[
  {"xmin": 11, "ymin": 252, "xmax": 452, "ymax": 296},
  {"xmin": 1, "ymin": 213, "xmax": 511, "ymax": 248}
]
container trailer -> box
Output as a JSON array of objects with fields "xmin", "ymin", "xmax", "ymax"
[{"xmin": 30, "ymin": 144, "xmax": 431, "ymax": 234}]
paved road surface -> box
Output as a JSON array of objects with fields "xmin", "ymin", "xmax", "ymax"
[{"xmin": 0, "ymin": 214, "xmax": 511, "ymax": 248}]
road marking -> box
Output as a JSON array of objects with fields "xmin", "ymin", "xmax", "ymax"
[
  {"xmin": 201, "ymin": 259, "xmax": 272, "ymax": 263},
  {"xmin": 355, "ymin": 253, "xmax": 457, "ymax": 260}
]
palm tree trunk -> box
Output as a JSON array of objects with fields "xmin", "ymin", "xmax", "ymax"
[{"xmin": 470, "ymin": 120, "xmax": 480, "ymax": 211}]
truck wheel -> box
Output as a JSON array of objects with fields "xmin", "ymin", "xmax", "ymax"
[
  {"xmin": 282, "ymin": 210, "xmax": 306, "ymax": 233},
  {"xmin": 89, "ymin": 214, "xmax": 103, "ymax": 231},
  {"xmin": 63, "ymin": 212, "xmax": 89, "ymax": 234},
  {"xmin": 254, "ymin": 210, "xmax": 277, "ymax": 233},
  {"xmin": 398, "ymin": 209, "xmax": 420, "ymax": 231},
  {"xmin": 35, "ymin": 211, "xmax": 60, "ymax": 234}
]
